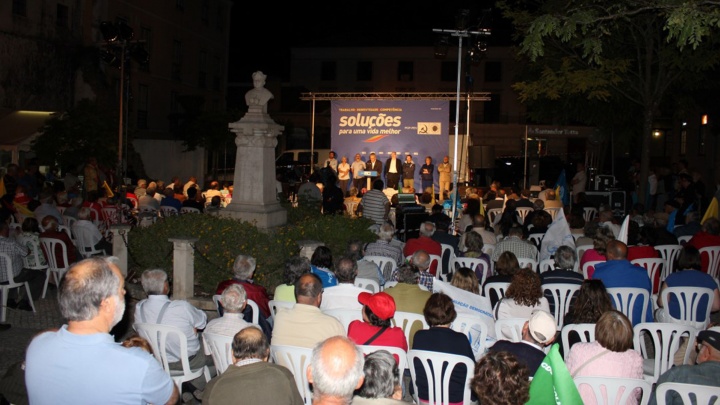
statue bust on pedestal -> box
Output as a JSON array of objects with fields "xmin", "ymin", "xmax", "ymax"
[{"xmin": 245, "ymin": 71, "xmax": 273, "ymax": 113}]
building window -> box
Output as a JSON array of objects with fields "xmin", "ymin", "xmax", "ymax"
[
  {"xmin": 172, "ymin": 40, "xmax": 182, "ymax": 82},
  {"xmin": 176, "ymin": 0, "xmax": 184, "ymax": 11},
  {"xmin": 441, "ymin": 61, "xmax": 456, "ymax": 82},
  {"xmin": 201, "ymin": 0, "xmax": 209, "ymax": 25},
  {"xmin": 484, "ymin": 61, "xmax": 502, "ymax": 82},
  {"xmin": 198, "ymin": 51, "xmax": 207, "ymax": 89},
  {"xmin": 12, "ymin": 0, "xmax": 27, "ymax": 16},
  {"xmin": 321, "ymin": 61, "xmax": 336, "ymax": 81},
  {"xmin": 56, "ymin": 4, "xmax": 69, "ymax": 28},
  {"xmin": 483, "ymin": 94, "xmax": 501, "ymax": 123},
  {"xmin": 137, "ymin": 84, "xmax": 149, "ymax": 129},
  {"xmin": 397, "ymin": 61, "xmax": 414, "ymax": 82},
  {"xmin": 356, "ymin": 61, "xmax": 372, "ymax": 81}
]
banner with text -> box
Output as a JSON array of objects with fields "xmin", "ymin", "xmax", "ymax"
[{"xmin": 331, "ymin": 100, "xmax": 449, "ymax": 191}]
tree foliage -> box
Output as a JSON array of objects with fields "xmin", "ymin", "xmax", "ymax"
[{"xmin": 31, "ymin": 98, "xmax": 118, "ymax": 171}]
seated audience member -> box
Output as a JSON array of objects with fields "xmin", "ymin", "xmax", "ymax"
[
  {"xmin": 390, "ymin": 249, "xmax": 433, "ymax": 291},
  {"xmin": 403, "ymin": 221, "xmax": 442, "ymax": 276},
  {"xmin": 467, "ymin": 214, "xmax": 497, "ymax": 247},
  {"xmin": 431, "ymin": 215, "xmax": 460, "ymax": 256},
  {"xmin": 364, "ymin": 223, "xmax": 404, "ymax": 279},
  {"xmin": 471, "ymin": 351, "xmax": 530, "ymax": 405},
  {"xmin": 310, "ymin": 245, "xmax": 338, "ymax": 288},
  {"xmin": 347, "ymin": 292, "xmax": 408, "ymax": 353},
  {"xmin": 0, "ymin": 221, "xmax": 42, "ymax": 311},
  {"xmin": 205, "ymin": 284, "xmax": 251, "ymax": 337},
  {"xmin": 491, "ymin": 226, "xmax": 538, "ymax": 264},
  {"xmin": 320, "ymin": 257, "xmax": 367, "ymax": 311},
  {"xmin": 182, "ymin": 186, "xmax": 204, "ymax": 212},
  {"xmin": 307, "ymin": 336, "xmax": 366, "ymax": 405},
  {"xmin": 25, "ymin": 258, "xmax": 178, "ymax": 405},
  {"xmin": 15, "ymin": 217, "xmax": 47, "ymax": 269},
  {"xmin": 134, "ymin": 269, "xmax": 211, "ymax": 393},
  {"xmin": 205, "ymin": 195, "xmax": 223, "ymax": 214},
  {"xmin": 540, "ymin": 245, "xmax": 583, "ymax": 315},
  {"xmin": 346, "ymin": 239, "xmax": 385, "ymax": 287},
  {"xmin": 489, "ymin": 309, "xmax": 557, "ymax": 375},
  {"xmin": 560, "ymin": 279, "xmax": 613, "ymax": 356},
  {"xmin": 202, "ymin": 327, "xmax": 304, "ymax": 405},
  {"xmin": 655, "ymin": 246, "xmax": 720, "ymax": 323},
  {"xmin": 566, "ymin": 310, "xmax": 643, "ymax": 405},
  {"xmin": 494, "ymin": 267, "xmax": 551, "ymax": 326},
  {"xmin": 647, "ymin": 325, "xmax": 720, "ymax": 405},
  {"xmin": 138, "ymin": 186, "xmax": 160, "ymax": 211},
  {"xmin": 352, "ymin": 349, "xmax": 405, "ymax": 404},
  {"xmin": 160, "ymin": 187, "xmax": 182, "ymax": 211},
  {"xmin": 459, "ymin": 230, "xmax": 492, "ymax": 283},
  {"xmin": 580, "ymin": 226, "xmax": 615, "ymax": 278},
  {"xmin": 597, "ymin": 209, "xmax": 620, "ymax": 238},
  {"xmin": 39, "ymin": 215, "xmax": 79, "ymax": 267},
  {"xmin": 271, "ymin": 273, "xmax": 345, "ymax": 348},
  {"xmin": 356, "ymin": 179, "xmax": 390, "ymax": 226},
  {"xmin": 687, "ymin": 218, "xmax": 720, "ymax": 272},
  {"xmin": 483, "ymin": 251, "xmax": 522, "ymax": 308},
  {"xmin": 32, "ymin": 192, "xmax": 63, "ymax": 224},
  {"xmin": 412, "ymin": 292, "xmax": 476, "ymax": 404},
  {"xmin": 216, "ymin": 254, "xmax": 271, "ymax": 319},
  {"xmin": 450, "ymin": 266, "xmax": 480, "ymax": 295},
  {"xmin": 383, "ymin": 263, "xmax": 432, "ymax": 348},
  {"xmin": 273, "ymin": 256, "xmax": 310, "ymax": 303},
  {"xmin": 202, "ymin": 181, "xmax": 224, "ymax": 206},
  {"xmin": 72, "ymin": 207, "xmax": 112, "ymax": 255}
]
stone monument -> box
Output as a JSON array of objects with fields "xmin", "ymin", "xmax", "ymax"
[{"xmin": 222, "ymin": 71, "xmax": 286, "ymax": 229}]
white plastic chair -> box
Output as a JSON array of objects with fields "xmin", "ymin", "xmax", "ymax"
[
  {"xmin": 407, "ymin": 349, "xmax": 475, "ymax": 405},
  {"xmin": 439, "ymin": 243, "xmax": 456, "ymax": 282},
  {"xmin": 655, "ymin": 244, "xmax": 682, "ymax": 280},
  {"xmin": 134, "ymin": 322, "xmax": 212, "ymax": 390},
  {"xmin": 270, "ymin": 344, "xmax": 314, "ymax": 405},
  {"xmin": 0, "ymin": 252, "xmax": 36, "ymax": 322},
  {"xmin": 56, "ymin": 225, "xmax": 75, "ymax": 245},
  {"xmin": 481, "ymin": 243, "xmax": 495, "ymax": 257},
  {"xmin": 582, "ymin": 260, "xmax": 604, "ymax": 279},
  {"xmin": 607, "ymin": 287, "xmax": 650, "ymax": 326},
  {"xmin": 452, "ymin": 313, "xmax": 491, "ymax": 359},
  {"xmin": 487, "ymin": 208, "xmax": 503, "ymax": 226},
  {"xmin": 654, "ymin": 381, "xmax": 720, "ymax": 405},
  {"xmin": 485, "ymin": 281, "xmax": 510, "ymax": 304},
  {"xmin": 517, "ymin": 258, "xmax": 538, "ymax": 272},
  {"xmin": 452, "ymin": 257, "xmax": 491, "ymax": 286},
  {"xmin": 543, "ymin": 283, "xmax": 581, "ymax": 330},
  {"xmin": 160, "ymin": 206, "xmax": 179, "ymax": 217},
  {"xmin": 527, "ymin": 233, "xmax": 544, "ymax": 248},
  {"xmin": 268, "ymin": 299, "xmax": 294, "ymax": 323},
  {"xmin": 62, "ymin": 215, "xmax": 76, "ymax": 230},
  {"xmin": 583, "ymin": 207, "xmax": 598, "ymax": 222},
  {"xmin": 180, "ymin": 206, "xmax": 201, "ymax": 214},
  {"xmin": 561, "ymin": 323, "xmax": 596, "ymax": 358},
  {"xmin": 364, "ymin": 256, "xmax": 398, "ymax": 280},
  {"xmin": 538, "ymin": 258, "xmax": 555, "ymax": 274},
  {"xmin": 676, "ymin": 235, "xmax": 692, "ymax": 245},
  {"xmin": 545, "ymin": 207, "xmax": 561, "ymax": 220},
  {"xmin": 698, "ymin": 246, "xmax": 720, "ymax": 280},
  {"xmin": 323, "ymin": 308, "xmax": 363, "ymax": 332},
  {"xmin": 575, "ymin": 244, "xmax": 592, "ymax": 272},
  {"xmin": 494, "ymin": 318, "xmax": 526, "ymax": 342},
  {"xmin": 631, "ymin": 258, "xmax": 664, "ymax": 294},
  {"xmin": 573, "ymin": 376, "xmax": 652, "ymax": 405},
  {"xmin": 38, "ymin": 237, "xmax": 71, "ymax": 299},
  {"xmin": 202, "ymin": 332, "xmax": 234, "ymax": 376},
  {"xmin": 516, "ymin": 207, "xmax": 533, "ymax": 224},
  {"xmin": 659, "ymin": 286, "xmax": 714, "ymax": 330},
  {"xmin": 392, "ymin": 311, "xmax": 429, "ymax": 346},
  {"xmin": 354, "ymin": 277, "xmax": 381, "ymax": 293},
  {"xmin": 72, "ymin": 226, "xmax": 104, "ymax": 259},
  {"xmin": 633, "ymin": 322, "xmax": 697, "ymax": 384}
]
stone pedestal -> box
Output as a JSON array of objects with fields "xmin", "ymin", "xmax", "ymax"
[
  {"xmin": 168, "ymin": 236, "xmax": 197, "ymax": 300},
  {"xmin": 222, "ymin": 105, "xmax": 287, "ymax": 229}
]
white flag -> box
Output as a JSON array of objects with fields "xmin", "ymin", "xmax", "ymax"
[
  {"xmin": 539, "ymin": 208, "xmax": 576, "ymax": 261},
  {"xmin": 617, "ymin": 215, "xmax": 630, "ymax": 244}
]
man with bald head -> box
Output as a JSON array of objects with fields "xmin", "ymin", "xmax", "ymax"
[
  {"xmin": 592, "ymin": 240, "xmax": 653, "ymax": 325},
  {"xmin": 307, "ymin": 336, "xmax": 365, "ymax": 405},
  {"xmin": 272, "ymin": 273, "xmax": 345, "ymax": 348},
  {"xmin": 25, "ymin": 257, "xmax": 178, "ymax": 405}
]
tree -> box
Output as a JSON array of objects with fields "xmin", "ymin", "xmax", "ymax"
[
  {"xmin": 498, "ymin": 0, "xmax": 720, "ymax": 203},
  {"xmin": 31, "ymin": 99, "xmax": 118, "ymax": 173}
]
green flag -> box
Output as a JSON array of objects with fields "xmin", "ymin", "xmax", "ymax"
[{"xmin": 526, "ymin": 343, "xmax": 582, "ymax": 405}]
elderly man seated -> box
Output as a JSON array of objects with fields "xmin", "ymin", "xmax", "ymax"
[
  {"xmin": 216, "ymin": 255, "xmax": 271, "ymax": 319},
  {"xmin": 205, "ymin": 284, "xmax": 251, "ymax": 337},
  {"xmin": 72, "ymin": 207, "xmax": 111, "ymax": 255}
]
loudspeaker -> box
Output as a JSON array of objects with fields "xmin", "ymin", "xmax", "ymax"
[
  {"xmin": 468, "ymin": 146, "xmax": 495, "ymax": 169},
  {"xmin": 585, "ymin": 191, "xmax": 626, "ymax": 216}
]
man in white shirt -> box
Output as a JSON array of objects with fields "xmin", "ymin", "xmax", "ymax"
[
  {"xmin": 350, "ymin": 153, "xmax": 367, "ymax": 194},
  {"xmin": 320, "ymin": 257, "xmax": 367, "ymax": 311}
]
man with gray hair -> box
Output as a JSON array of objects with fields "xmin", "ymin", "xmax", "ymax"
[
  {"xmin": 402, "ymin": 221, "xmax": 442, "ymax": 276},
  {"xmin": 346, "ymin": 239, "xmax": 384, "ymax": 287},
  {"xmin": 216, "ymin": 254, "xmax": 271, "ymax": 319},
  {"xmin": 364, "ymin": 223, "xmax": 404, "ymax": 279},
  {"xmin": 390, "ymin": 249, "xmax": 434, "ymax": 291},
  {"xmin": 352, "ymin": 350, "xmax": 405, "ymax": 404},
  {"xmin": 26, "ymin": 258, "xmax": 178, "ymax": 404},
  {"xmin": 307, "ymin": 336, "xmax": 365, "ymax": 405},
  {"xmin": 204, "ymin": 284, "xmax": 250, "ymax": 338},
  {"xmin": 320, "ymin": 257, "xmax": 367, "ymax": 311},
  {"xmin": 540, "ymin": 245, "xmax": 583, "ymax": 315},
  {"xmin": 134, "ymin": 269, "xmax": 211, "ymax": 394}
]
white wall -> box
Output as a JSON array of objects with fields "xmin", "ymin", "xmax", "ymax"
[{"xmin": 133, "ymin": 139, "xmax": 205, "ymax": 184}]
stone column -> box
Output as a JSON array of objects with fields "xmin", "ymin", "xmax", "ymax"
[
  {"xmin": 110, "ymin": 224, "xmax": 132, "ymax": 277},
  {"xmin": 223, "ymin": 105, "xmax": 287, "ymax": 229},
  {"xmin": 168, "ymin": 237, "xmax": 197, "ymax": 300}
]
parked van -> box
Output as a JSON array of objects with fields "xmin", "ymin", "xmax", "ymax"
[{"xmin": 275, "ymin": 149, "xmax": 331, "ymax": 184}]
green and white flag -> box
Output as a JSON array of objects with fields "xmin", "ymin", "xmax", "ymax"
[{"xmin": 526, "ymin": 343, "xmax": 582, "ymax": 405}]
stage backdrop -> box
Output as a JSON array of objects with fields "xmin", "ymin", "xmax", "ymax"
[{"xmin": 331, "ymin": 100, "xmax": 449, "ymax": 192}]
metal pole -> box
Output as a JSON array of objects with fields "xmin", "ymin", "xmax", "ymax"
[
  {"xmin": 450, "ymin": 34, "xmax": 463, "ymax": 233},
  {"xmin": 523, "ymin": 125, "xmax": 528, "ymax": 189},
  {"xmin": 310, "ymin": 95, "xmax": 316, "ymax": 174},
  {"xmin": 465, "ymin": 93, "xmax": 471, "ymax": 183},
  {"xmin": 118, "ymin": 43, "xmax": 125, "ymax": 181}
]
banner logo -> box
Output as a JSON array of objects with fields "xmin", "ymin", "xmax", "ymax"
[{"xmin": 418, "ymin": 122, "xmax": 442, "ymax": 135}]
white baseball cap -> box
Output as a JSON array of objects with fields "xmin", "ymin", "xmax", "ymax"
[{"xmin": 529, "ymin": 310, "xmax": 556, "ymax": 344}]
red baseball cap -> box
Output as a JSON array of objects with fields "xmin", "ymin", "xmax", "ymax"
[{"xmin": 358, "ymin": 292, "xmax": 396, "ymax": 320}]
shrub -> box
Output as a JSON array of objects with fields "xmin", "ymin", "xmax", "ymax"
[{"xmin": 126, "ymin": 205, "xmax": 377, "ymax": 295}]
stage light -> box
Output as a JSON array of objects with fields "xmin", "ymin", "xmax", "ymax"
[
  {"xmin": 100, "ymin": 21, "xmax": 118, "ymax": 42},
  {"xmin": 434, "ymin": 36, "xmax": 449, "ymax": 59}
]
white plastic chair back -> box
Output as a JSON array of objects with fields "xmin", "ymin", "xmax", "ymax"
[
  {"xmin": 655, "ymin": 244, "xmax": 682, "ymax": 280},
  {"xmin": 56, "ymin": 225, "xmax": 74, "ymax": 244},
  {"xmin": 22, "ymin": 237, "xmax": 48, "ymax": 271},
  {"xmin": 543, "ymin": 283, "xmax": 581, "ymax": 330},
  {"xmin": 383, "ymin": 281, "xmax": 398, "ymax": 289},
  {"xmin": 358, "ymin": 345, "xmax": 409, "ymax": 376},
  {"xmin": 180, "ymin": 206, "xmax": 201, "ymax": 214},
  {"xmin": 538, "ymin": 258, "xmax": 555, "ymax": 274},
  {"xmin": 392, "ymin": 311, "xmax": 429, "ymax": 345},
  {"xmin": 323, "ymin": 308, "xmax": 363, "ymax": 332},
  {"xmin": 573, "ymin": 376, "xmax": 652, "ymax": 405},
  {"xmin": 528, "ymin": 233, "xmax": 544, "ymax": 248},
  {"xmin": 633, "ymin": 322, "xmax": 697, "ymax": 384},
  {"xmin": 487, "ymin": 208, "xmax": 503, "ymax": 226},
  {"xmin": 160, "ymin": 206, "xmax": 179, "ymax": 217},
  {"xmin": 698, "ymin": 246, "xmax": 720, "ymax": 280},
  {"xmin": 452, "ymin": 257, "xmax": 491, "ymax": 286},
  {"xmin": 574, "ymin": 244, "xmax": 592, "ymax": 272},
  {"xmin": 268, "ymin": 299, "xmax": 294, "ymax": 323},
  {"xmin": 134, "ymin": 322, "xmax": 212, "ymax": 389},
  {"xmin": 660, "ymin": 286, "xmax": 714, "ymax": 330},
  {"xmin": 212, "ymin": 295, "xmax": 259, "ymax": 324},
  {"xmin": 452, "ymin": 313, "xmax": 490, "ymax": 359},
  {"xmin": 428, "ymin": 254, "xmax": 442, "ymax": 277},
  {"xmin": 607, "ymin": 287, "xmax": 650, "ymax": 326},
  {"xmin": 354, "ymin": 277, "xmax": 381, "ymax": 293},
  {"xmin": 364, "ymin": 256, "xmax": 398, "ymax": 280},
  {"xmin": 582, "ymin": 260, "xmax": 604, "ymax": 279},
  {"xmin": 677, "ymin": 235, "xmax": 692, "ymax": 245},
  {"xmin": 0, "ymin": 252, "xmax": 36, "ymax": 323},
  {"xmin": 39, "ymin": 237, "xmax": 70, "ymax": 299},
  {"xmin": 270, "ymin": 344, "xmax": 314, "ymax": 405},
  {"xmin": 485, "ymin": 281, "xmax": 510, "ymax": 303},
  {"xmin": 561, "ymin": 323, "xmax": 596, "ymax": 358},
  {"xmin": 344, "ymin": 201, "xmax": 358, "ymax": 217},
  {"xmin": 202, "ymin": 332, "xmax": 234, "ymax": 376},
  {"xmin": 63, "ymin": 215, "xmax": 76, "ymax": 229},
  {"xmin": 654, "ymin": 382, "xmax": 720, "ymax": 405},
  {"xmin": 631, "ymin": 258, "xmax": 664, "ymax": 294},
  {"xmin": 72, "ymin": 226, "xmax": 104, "ymax": 258},
  {"xmin": 439, "ymin": 243, "xmax": 456, "ymax": 282},
  {"xmin": 481, "ymin": 243, "xmax": 495, "ymax": 257},
  {"xmin": 494, "ymin": 318, "xmax": 526, "ymax": 342},
  {"xmin": 518, "ymin": 258, "xmax": 538, "ymax": 272},
  {"xmin": 582, "ymin": 207, "xmax": 598, "ymax": 222},
  {"xmin": 516, "ymin": 207, "xmax": 533, "ymax": 224},
  {"xmin": 407, "ymin": 349, "xmax": 475, "ymax": 405},
  {"xmin": 545, "ymin": 207, "xmax": 561, "ymax": 220}
]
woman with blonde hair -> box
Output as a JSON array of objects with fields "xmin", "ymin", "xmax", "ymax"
[{"xmin": 450, "ymin": 267, "xmax": 480, "ymax": 294}]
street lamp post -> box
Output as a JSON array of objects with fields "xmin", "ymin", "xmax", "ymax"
[{"xmin": 433, "ymin": 10, "xmax": 491, "ymax": 233}]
